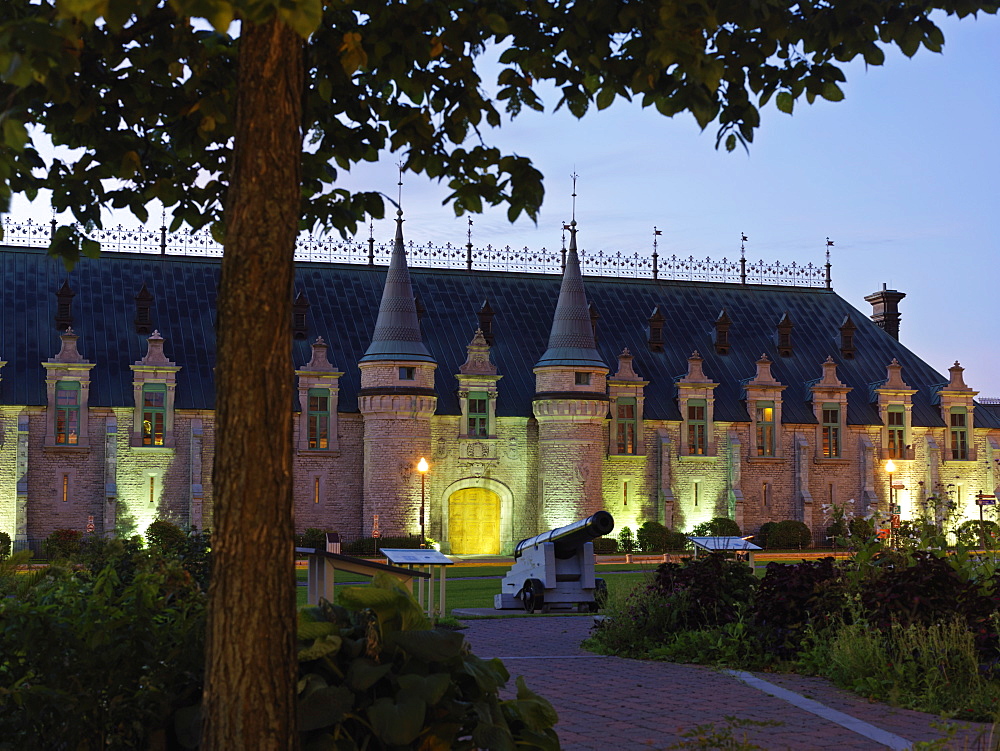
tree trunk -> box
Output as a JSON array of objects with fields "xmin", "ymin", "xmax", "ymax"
[{"xmin": 202, "ymin": 16, "xmax": 303, "ymax": 750}]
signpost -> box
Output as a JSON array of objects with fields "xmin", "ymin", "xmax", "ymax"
[{"xmin": 975, "ymin": 493, "xmax": 996, "ymax": 550}]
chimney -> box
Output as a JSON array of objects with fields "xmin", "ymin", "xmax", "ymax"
[{"xmin": 864, "ymin": 284, "xmax": 906, "ymax": 340}]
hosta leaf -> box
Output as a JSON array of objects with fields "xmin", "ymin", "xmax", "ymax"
[
  {"xmin": 398, "ymin": 672, "xmax": 451, "ymax": 705},
  {"xmin": 298, "ymin": 685, "xmax": 354, "ymax": 732},
  {"xmin": 346, "ymin": 657, "xmax": 393, "ymax": 691},
  {"xmin": 366, "ymin": 696, "xmax": 426, "ymax": 746},
  {"xmin": 388, "ymin": 629, "xmax": 465, "ymax": 663}
]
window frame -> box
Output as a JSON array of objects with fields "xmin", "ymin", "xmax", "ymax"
[
  {"xmin": 307, "ymin": 387, "xmax": 331, "ymax": 450},
  {"xmin": 821, "ymin": 403, "xmax": 841, "ymax": 458},
  {"xmin": 886, "ymin": 404, "xmax": 906, "ymax": 459},
  {"xmin": 574, "ymin": 371, "xmax": 591, "ymax": 386},
  {"xmin": 141, "ymin": 383, "xmax": 167, "ymax": 447},
  {"xmin": 467, "ymin": 390, "xmax": 489, "ymax": 437},
  {"xmin": 950, "ymin": 406, "xmax": 969, "ymax": 460},
  {"xmin": 755, "ymin": 400, "xmax": 775, "ymax": 457},
  {"xmin": 55, "ymin": 380, "xmax": 81, "ymax": 446},
  {"xmin": 687, "ymin": 399, "xmax": 707, "ymax": 456},
  {"xmin": 399, "ymin": 366, "xmax": 415, "ymax": 381},
  {"xmin": 615, "ymin": 396, "xmax": 637, "ymax": 455}
]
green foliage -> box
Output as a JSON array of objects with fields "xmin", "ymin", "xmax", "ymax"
[
  {"xmin": 592, "ymin": 536, "xmax": 618, "ymax": 554},
  {"xmin": 617, "ymin": 526, "xmax": 635, "ymax": 554},
  {"xmin": 297, "ymin": 527, "xmax": 328, "ymax": 550},
  {"xmin": 648, "ymin": 617, "xmax": 766, "ymax": 669},
  {"xmin": 848, "ymin": 516, "xmax": 876, "ymax": 542},
  {"xmin": 763, "ymin": 520, "xmax": 812, "ymax": 549},
  {"xmin": 146, "ymin": 518, "xmax": 188, "ymax": 554},
  {"xmin": 667, "ymin": 716, "xmax": 781, "ymax": 750},
  {"xmin": 342, "ymin": 535, "xmax": 424, "ymax": 555},
  {"xmin": 288, "ymin": 574, "xmax": 560, "ymax": 750},
  {"xmin": 821, "ymin": 618, "xmax": 1000, "ymax": 721},
  {"xmin": 0, "ymin": 555, "xmax": 207, "ymax": 748},
  {"xmin": 955, "ymin": 519, "xmax": 1000, "ymax": 548},
  {"xmin": 636, "ymin": 521, "xmax": 689, "ymax": 552},
  {"xmin": 691, "ymin": 517, "xmax": 741, "ymax": 537},
  {"xmin": 653, "ymin": 554, "xmax": 758, "ymax": 631},
  {"xmin": 0, "ymin": 530, "xmax": 10, "ymax": 558},
  {"xmin": 42, "ymin": 528, "xmax": 82, "ymax": 560},
  {"xmin": 753, "ymin": 558, "xmax": 849, "ymax": 658}
]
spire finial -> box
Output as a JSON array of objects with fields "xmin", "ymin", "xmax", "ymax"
[
  {"xmin": 570, "ymin": 171, "xmax": 578, "ymax": 226},
  {"xmin": 741, "ymin": 232, "xmax": 747, "ymax": 260},
  {"xmin": 653, "ymin": 226, "xmax": 661, "ymax": 255},
  {"xmin": 396, "ymin": 161, "xmax": 404, "ymax": 213},
  {"xmin": 467, "ymin": 217, "xmax": 473, "ymax": 246}
]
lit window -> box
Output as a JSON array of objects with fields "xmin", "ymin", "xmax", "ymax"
[
  {"xmin": 950, "ymin": 407, "xmax": 968, "ymax": 460},
  {"xmin": 399, "ymin": 366, "xmax": 415, "ymax": 381},
  {"xmin": 307, "ymin": 388, "xmax": 330, "ymax": 449},
  {"xmin": 687, "ymin": 399, "xmax": 707, "ymax": 456},
  {"xmin": 887, "ymin": 405, "xmax": 905, "ymax": 459},
  {"xmin": 467, "ymin": 391, "xmax": 489, "ymax": 437},
  {"xmin": 575, "ymin": 372, "xmax": 591, "ymax": 386},
  {"xmin": 616, "ymin": 397, "xmax": 637, "ymax": 454},
  {"xmin": 755, "ymin": 401, "xmax": 775, "ymax": 457},
  {"xmin": 55, "ymin": 381, "xmax": 80, "ymax": 445},
  {"xmin": 822, "ymin": 403, "xmax": 840, "ymax": 458},
  {"xmin": 142, "ymin": 383, "xmax": 167, "ymax": 446}
]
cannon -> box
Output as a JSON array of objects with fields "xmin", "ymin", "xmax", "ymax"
[{"xmin": 494, "ymin": 511, "xmax": 614, "ymax": 613}]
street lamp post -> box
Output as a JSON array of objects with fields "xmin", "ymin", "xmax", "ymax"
[
  {"xmin": 885, "ymin": 458, "xmax": 897, "ymax": 547},
  {"xmin": 417, "ymin": 457, "xmax": 429, "ymax": 543}
]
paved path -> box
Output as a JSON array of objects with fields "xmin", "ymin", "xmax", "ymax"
[{"xmin": 458, "ymin": 615, "xmax": 995, "ymax": 750}]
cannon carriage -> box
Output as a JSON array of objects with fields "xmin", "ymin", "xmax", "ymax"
[{"xmin": 494, "ymin": 511, "xmax": 614, "ymax": 613}]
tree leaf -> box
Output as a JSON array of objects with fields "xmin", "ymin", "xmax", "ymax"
[
  {"xmin": 775, "ymin": 91, "xmax": 793, "ymax": 114},
  {"xmin": 278, "ymin": 0, "xmax": 322, "ymax": 39},
  {"xmin": 821, "ymin": 82, "xmax": 844, "ymax": 102}
]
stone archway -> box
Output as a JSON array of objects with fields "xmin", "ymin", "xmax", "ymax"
[{"xmin": 441, "ymin": 477, "xmax": 515, "ymax": 555}]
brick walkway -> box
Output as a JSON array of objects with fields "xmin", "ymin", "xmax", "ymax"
[{"xmin": 458, "ymin": 615, "xmax": 996, "ymax": 750}]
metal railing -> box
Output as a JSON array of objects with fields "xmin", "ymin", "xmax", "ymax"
[{"xmin": 2, "ymin": 217, "xmax": 831, "ymax": 288}]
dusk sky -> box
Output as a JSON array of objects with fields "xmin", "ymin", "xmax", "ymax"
[{"xmin": 9, "ymin": 10, "xmax": 1000, "ymax": 395}]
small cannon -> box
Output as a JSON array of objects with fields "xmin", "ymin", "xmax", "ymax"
[{"xmin": 494, "ymin": 511, "xmax": 614, "ymax": 613}]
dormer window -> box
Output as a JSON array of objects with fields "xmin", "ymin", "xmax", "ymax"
[
  {"xmin": 307, "ymin": 388, "xmax": 331, "ymax": 449},
  {"xmin": 886, "ymin": 405, "xmax": 905, "ymax": 459},
  {"xmin": 615, "ymin": 397, "xmax": 637, "ymax": 454},
  {"xmin": 575, "ymin": 372, "xmax": 591, "ymax": 386},
  {"xmin": 467, "ymin": 391, "xmax": 489, "ymax": 437},
  {"xmin": 399, "ymin": 366, "xmax": 416, "ymax": 381},
  {"xmin": 141, "ymin": 383, "xmax": 167, "ymax": 446},
  {"xmin": 687, "ymin": 399, "xmax": 707, "ymax": 455},
  {"xmin": 950, "ymin": 407, "xmax": 968, "ymax": 460},
  {"xmin": 755, "ymin": 401, "xmax": 775, "ymax": 457},
  {"xmin": 55, "ymin": 381, "xmax": 81, "ymax": 445},
  {"xmin": 822, "ymin": 403, "xmax": 841, "ymax": 458}
]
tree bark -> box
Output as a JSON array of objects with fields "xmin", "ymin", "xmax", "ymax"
[{"xmin": 202, "ymin": 15, "xmax": 303, "ymax": 750}]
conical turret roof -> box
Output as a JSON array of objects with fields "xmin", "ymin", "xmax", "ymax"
[
  {"xmin": 360, "ymin": 211, "xmax": 435, "ymax": 363},
  {"xmin": 534, "ymin": 222, "xmax": 606, "ymax": 370}
]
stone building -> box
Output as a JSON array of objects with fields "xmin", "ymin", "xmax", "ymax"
[{"xmin": 2, "ymin": 215, "xmax": 998, "ymax": 554}]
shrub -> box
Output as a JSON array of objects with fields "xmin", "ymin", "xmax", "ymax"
[
  {"xmin": 636, "ymin": 521, "xmax": 669, "ymax": 553},
  {"xmin": 652, "ymin": 554, "xmax": 758, "ymax": 630},
  {"xmin": 0, "ymin": 555, "xmax": 206, "ymax": 747},
  {"xmin": 757, "ymin": 521, "xmax": 777, "ymax": 549},
  {"xmin": 288, "ymin": 575, "xmax": 559, "ymax": 749},
  {"xmin": 691, "ymin": 517, "xmax": 741, "ymax": 537},
  {"xmin": 43, "ymin": 528, "xmax": 82, "ymax": 560},
  {"xmin": 145, "ymin": 518, "xmax": 187, "ymax": 555},
  {"xmin": 0, "ymin": 531, "xmax": 10, "ymax": 558},
  {"xmin": 765, "ymin": 520, "xmax": 812, "ymax": 549},
  {"xmin": 617, "ymin": 526, "xmax": 635, "ymax": 554},
  {"xmin": 664, "ymin": 528, "xmax": 690, "ymax": 550},
  {"xmin": 592, "ymin": 536, "xmax": 618, "ymax": 554},
  {"xmin": 296, "ymin": 527, "xmax": 328, "ymax": 550},
  {"xmin": 848, "ymin": 516, "xmax": 876, "ymax": 542},
  {"xmin": 954, "ymin": 519, "xmax": 1000, "ymax": 548},
  {"xmin": 342, "ymin": 535, "xmax": 423, "ymax": 555},
  {"xmin": 754, "ymin": 558, "xmax": 848, "ymax": 657}
]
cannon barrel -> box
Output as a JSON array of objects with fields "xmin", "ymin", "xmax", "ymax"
[{"xmin": 514, "ymin": 511, "xmax": 615, "ymax": 559}]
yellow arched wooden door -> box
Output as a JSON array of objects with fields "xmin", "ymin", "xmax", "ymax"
[{"xmin": 448, "ymin": 488, "xmax": 501, "ymax": 555}]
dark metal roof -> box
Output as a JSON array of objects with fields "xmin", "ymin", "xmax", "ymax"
[{"xmin": 3, "ymin": 243, "xmax": 992, "ymax": 429}]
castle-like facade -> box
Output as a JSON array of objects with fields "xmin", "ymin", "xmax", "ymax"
[{"xmin": 2, "ymin": 216, "xmax": 998, "ymax": 554}]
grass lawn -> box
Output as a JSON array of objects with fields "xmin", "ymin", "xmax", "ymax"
[{"xmin": 295, "ymin": 564, "xmax": 655, "ymax": 613}]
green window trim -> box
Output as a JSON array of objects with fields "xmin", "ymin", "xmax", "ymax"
[
  {"xmin": 822, "ymin": 403, "xmax": 840, "ymax": 458},
  {"xmin": 949, "ymin": 406, "xmax": 968, "ymax": 460},
  {"xmin": 141, "ymin": 383, "xmax": 167, "ymax": 446},
  {"xmin": 615, "ymin": 397, "xmax": 637, "ymax": 454},
  {"xmin": 887, "ymin": 404, "xmax": 906, "ymax": 459},
  {"xmin": 687, "ymin": 399, "xmax": 707, "ymax": 456},
  {"xmin": 755, "ymin": 401, "xmax": 775, "ymax": 457},
  {"xmin": 55, "ymin": 380, "xmax": 81, "ymax": 445},
  {"xmin": 307, "ymin": 387, "xmax": 331, "ymax": 450},
  {"xmin": 467, "ymin": 391, "xmax": 489, "ymax": 437}
]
